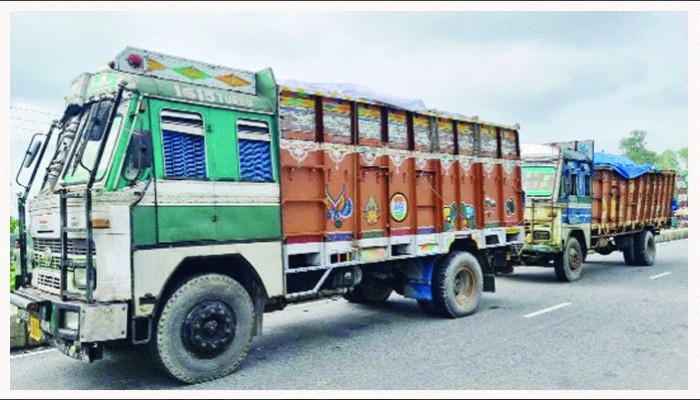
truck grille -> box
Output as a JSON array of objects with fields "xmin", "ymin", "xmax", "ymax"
[
  {"xmin": 32, "ymin": 238, "xmax": 94, "ymax": 256},
  {"xmin": 30, "ymin": 237, "xmax": 95, "ymax": 295},
  {"xmin": 35, "ymin": 270, "xmax": 61, "ymax": 295}
]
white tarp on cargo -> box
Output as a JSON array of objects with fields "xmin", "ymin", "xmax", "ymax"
[{"xmin": 278, "ymin": 79, "xmax": 427, "ymax": 112}]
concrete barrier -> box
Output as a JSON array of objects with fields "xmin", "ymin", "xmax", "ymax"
[{"xmin": 656, "ymin": 228, "xmax": 688, "ymax": 243}]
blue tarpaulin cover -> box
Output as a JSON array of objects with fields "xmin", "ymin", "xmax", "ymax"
[{"xmin": 594, "ymin": 152, "xmax": 660, "ymax": 179}]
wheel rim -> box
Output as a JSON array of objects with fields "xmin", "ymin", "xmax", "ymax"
[
  {"xmin": 567, "ymin": 247, "xmax": 581, "ymax": 272},
  {"xmin": 453, "ymin": 267, "xmax": 476, "ymax": 306},
  {"xmin": 647, "ymin": 236, "xmax": 656, "ymax": 262},
  {"xmin": 182, "ymin": 300, "xmax": 236, "ymax": 359}
]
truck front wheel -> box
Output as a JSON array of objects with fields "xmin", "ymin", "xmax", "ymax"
[
  {"xmin": 151, "ymin": 274, "xmax": 255, "ymax": 384},
  {"xmin": 554, "ymin": 237, "xmax": 583, "ymax": 282},
  {"xmin": 432, "ymin": 252, "xmax": 483, "ymax": 318}
]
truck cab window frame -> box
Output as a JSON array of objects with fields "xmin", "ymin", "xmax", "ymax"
[
  {"xmin": 237, "ymin": 119, "xmax": 274, "ymax": 182},
  {"xmin": 160, "ymin": 109, "xmax": 207, "ymax": 180}
]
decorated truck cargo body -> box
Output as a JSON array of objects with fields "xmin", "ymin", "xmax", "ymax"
[
  {"xmin": 277, "ymin": 83, "xmax": 524, "ymax": 298},
  {"xmin": 519, "ymin": 141, "xmax": 675, "ymax": 282},
  {"xmin": 11, "ymin": 47, "xmax": 524, "ymax": 384}
]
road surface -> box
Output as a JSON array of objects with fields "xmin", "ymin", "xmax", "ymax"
[{"xmin": 10, "ymin": 239, "xmax": 688, "ymax": 390}]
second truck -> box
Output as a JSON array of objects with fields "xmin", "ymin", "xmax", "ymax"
[{"xmin": 518, "ymin": 140, "xmax": 675, "ymax": 281}]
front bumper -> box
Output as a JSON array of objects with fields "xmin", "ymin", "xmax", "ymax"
[
  {"xmin": 518, "ymin": 243, "xmax": 562, "ymax": 264},
  {"xmin": 10, "ymin": 287, "xmax": 128, "ymax": 362}
]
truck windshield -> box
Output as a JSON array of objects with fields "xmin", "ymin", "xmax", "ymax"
[
  {"xmin": 63, "ymin": 99, "xmax": 124, "ymax": 184},
  {"xmin": 522, "ymin": 166, "xmax": 557, "ymax": 197}
]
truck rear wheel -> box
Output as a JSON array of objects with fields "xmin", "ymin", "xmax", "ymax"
[
  {"xmin": 431, "ymin": 252, "xmax": 483, "ymax": 318},
  {"xmin": 623, "ymin": 245, "xmax": 637, "ymax": 266},
  {"xmin": 554, "ymin": 237, "xmax": 583, "ymax": 282},
  {"xmin": 151, "ymin": 274, "xmax": 255, "ymax": 384},
  {"xmin": 344, "ymin": 276, "xmax": 393, "ymax": 304},
  {"xmin": 634, "ymin": 230, "xmax": 656, "ymax": 266}
]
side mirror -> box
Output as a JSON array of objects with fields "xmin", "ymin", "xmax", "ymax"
[
  {"xmin": 122, "ymin": 131, "xmax": 153, "ymax": 183},
  {"xmin": 22, "ymin": 135, "xmax": 44, "ymax": 168}
]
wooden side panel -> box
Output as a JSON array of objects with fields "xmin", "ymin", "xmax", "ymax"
[
  {"xmin": 457, "ymin": 159, "xmax": 481, "ymax": 229},
  {"xmin": 456, "ymin": 122, "xmax": 480, "ymax": 230},
  {"xmin": 619, "ymin": 179, "xmax": 629, "ymax": 227},
  {"xmin": 280, "ymin": 90, "xmax": 528, "ymax": 255},
  {"xmin": 610, "ymin": 172, "xmax": 619, "ymax": 229},
  {"xmin": 592, "ymin": 170, "xmax": 603, "ymax": 228},
  {"xmin": 591, "ymin": 168, "xmax": 676, "ymax": 234},
  {"xmin": 500, "ymin": 129, "xmax": 522, "ymax": 227},
  {"xmin": 482, "ymin": 162, "xmax": 503, "ymax": 228},
  {"xmin": 280, "ymin": 91, "xmax": 325, "ymax": 243},
  {"xmin": 415, "ymin": 158, "xmax": 440, "ymax": 234},
  {"xmin": 358, "ymin": 155, "xmax": 389, "ymax": 239},
  {"xmin": 386, "ymin": 110, "xmax": 413, "ymax": 236},
  {"xmin": 480, "ymin": 125, "xmax": 501, "ymax": 228}
]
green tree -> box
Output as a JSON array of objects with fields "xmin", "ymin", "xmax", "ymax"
[
  {"xmin": 10, "ymin": 216, "xmax": 19, "ymax": 235},
  {"xmin": 619, "ymin": 130, "xmax": 658, "ymax": 165},
  {"xmin": 655, "ymin": 149, "xmax": 680, "ymax": 172}
]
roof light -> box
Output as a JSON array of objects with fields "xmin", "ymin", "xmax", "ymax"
[{"xmin": 127, "ymin": 53, "xmax": 143, "ymax": 69}]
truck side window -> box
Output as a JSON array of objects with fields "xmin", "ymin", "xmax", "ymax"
[
  {"xmin": 570, "ymin": 173, "xmax": 578, "ymax": 196},
  {"xmin": 161, "ymin": 110, "xmax": 207, "ymax": 179},
  {"xmin": 583, "ymin": 174, "xmax": 591, "ymax": 196},
  {"xmin": 238, "ymin": 119, "xmax": 273, "ymax": 182}
]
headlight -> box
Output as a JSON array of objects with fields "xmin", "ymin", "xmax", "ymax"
[
  {"xmin": 62, "ymin": 311, "xmax": 79, "ymax": 330},
  {"xmin": 533, "ymin": 230, "xmax": 551, "ymax": 241}
]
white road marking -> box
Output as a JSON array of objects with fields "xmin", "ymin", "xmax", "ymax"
[
  {"xmin": 10, "ymin": 348, "xmax": 56, "ymax": 360},
  {"xmin": 650, "ymin": 272, "xmax": 672, "ymax": 280},
  {"xmin": 523, "ymin": 302, "xmax": 572, "ymax": 318}
]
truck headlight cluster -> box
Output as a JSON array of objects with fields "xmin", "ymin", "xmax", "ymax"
[
  {"xmin": 62, "ymin": 311, "xmax": 79, "ymax": 331},
  {"xmin": 533, "ymin": 230, "xmax": 551, "ymax": 241}
]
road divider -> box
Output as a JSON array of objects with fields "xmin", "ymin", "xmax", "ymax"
[
  {"xmin": 656, "ymin": 228, "xmax": 688, "ymax": 243},
  {"xmin": 523, "ymin": 302, "xmax": 572, "ymax": 318}
]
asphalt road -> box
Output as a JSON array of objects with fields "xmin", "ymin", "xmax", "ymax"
[{"xmin": 10, "ymin": 239, "xmax": 688, "ymax": 390}]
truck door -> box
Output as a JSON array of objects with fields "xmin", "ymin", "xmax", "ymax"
[
  {"xmin": 211, "ymin": 110, "xmax": 281, "ymax": 242},
  {"xmin": 150, "ymin": 99, "xmax": 216, "ymax": 243}
]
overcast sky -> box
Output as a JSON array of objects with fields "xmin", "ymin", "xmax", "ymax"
[{"xmin": 8, "ymin": 11, "xmax": 688, "ymax": 199}]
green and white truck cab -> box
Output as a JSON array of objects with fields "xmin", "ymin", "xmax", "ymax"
[
  {"xmin": 13, "ymin": 48, "xmax": 281, "ymax": 368},
  {"xmin": 519, "ymin": 141, "xmax": 594, "ymax": 282}
]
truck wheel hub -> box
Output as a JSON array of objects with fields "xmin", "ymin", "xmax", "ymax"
[{"xmin": 182, "ymin": 300, "xmax": 236, "ymax": 358}]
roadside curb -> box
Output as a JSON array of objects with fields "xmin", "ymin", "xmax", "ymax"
[{"xmin": 656, "ymin": 228, "xmax": 688, "ymax": 243}]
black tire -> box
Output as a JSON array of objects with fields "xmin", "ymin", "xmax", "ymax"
[
  {"xmin": 623, "ymin": 245, "xmax": 637, "ymax": 266},
  {"xmin": 554, "ymin": 237, "xmax": 583, "ymax": 282},
  {"xmin": 151, "ymin": 274, "xmax": 255, "ymax": 384},
  {"xmin": 431, "ymin": 252, "xmax": 483, "ymax": 318},
  {"xmin": 417, "ymin": 300, "xmax": 435, "ymax": 315},
  {"xmin": 634, "ymin": 230, "xmax": 656, "ymax": 266},
  {"xmin": 344, "ymin": 276, "xmax": 393, "ymax": 304}
]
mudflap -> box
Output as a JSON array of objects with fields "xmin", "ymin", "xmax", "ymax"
[
  {"xmin": 401, "ymin": 256, "xmax": 437, "ymax": 301},
  {"xmin": 52, "ymin": 337, "xmax": 103, "ymax": 363},
  {"xmin": 479, "ymin": 251, "xmax": 496, "ymax": 293}
]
